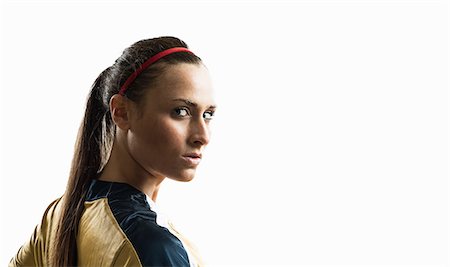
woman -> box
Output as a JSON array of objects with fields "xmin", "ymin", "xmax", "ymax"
[{"xmin": 9, "ymin": 36, "xmax": 216, "ymax": 267}]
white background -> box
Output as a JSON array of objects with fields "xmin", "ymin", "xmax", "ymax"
[{"xmin": 0, "ymin": 0, "xmax": 448, "ymax": 266}]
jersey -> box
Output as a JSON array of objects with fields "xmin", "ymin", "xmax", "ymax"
[{"xmin": 9, "ymin": 179, "xmax": 203, "ymax": 267}]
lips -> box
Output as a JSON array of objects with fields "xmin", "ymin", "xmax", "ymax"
[
  {"xmin": 182, "ymin": 152, "xmax": 202, "ymax": 159},
  {"xmin": 182, "ymin": 152, "xmax": 202, "ymax": 166}
]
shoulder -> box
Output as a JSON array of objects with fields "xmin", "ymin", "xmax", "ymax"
[
  {"xmin": 124, "ymin": 218, "xmax": 190, "ymax": 266},
  {"xmin": 42, "ymin": 197, "xmax": 62, "ymax": 223},
  {"xmin": 9, "ymin": 198, "xmax": 62, "ymax": 267},
  {"xmin": 104, "ymin": 190, "xmax": 190, "ymax": 266}
]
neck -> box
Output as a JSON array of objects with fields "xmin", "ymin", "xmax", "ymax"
[{"xmin": 98, "ymin": 134, "xmax": 164, "ymax": 201}]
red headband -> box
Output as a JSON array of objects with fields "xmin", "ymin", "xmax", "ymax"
[{"xmin": 119, "ymin": 47, "xmax": 194, "ymax": 95}]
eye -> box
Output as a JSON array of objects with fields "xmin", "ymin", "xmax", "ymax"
[
  {"xmin": 173, "ymin": 107, "xmax": 190, "ymax": 118},
  {"xmin": 203, "ymin": 111, "xmax": 215, "ymax": 120}
]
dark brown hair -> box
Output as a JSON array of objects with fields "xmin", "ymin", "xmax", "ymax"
[{"xmin": 50, "ymin": 36, "xmax": 202, "ymax": 266}]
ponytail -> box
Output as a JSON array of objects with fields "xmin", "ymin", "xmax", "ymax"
[{"xmin": 50, "ymin": 67, "xmax": 115, "ymax": 266}]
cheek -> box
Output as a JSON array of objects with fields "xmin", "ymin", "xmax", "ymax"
[
  {"xmin": 158, "ymin": 122, "xmax": 185, "ymax": 151},
  {"xmin": 139, "ymin": 117, "xmax": 187, "ymax": 156}
]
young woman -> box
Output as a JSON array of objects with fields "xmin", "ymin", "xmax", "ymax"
[{"xmin": 9, "ymin": 36, "xmax": 216, "ymax": 267}]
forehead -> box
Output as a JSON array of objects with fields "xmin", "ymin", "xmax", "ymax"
[{"xmin": 145, "ymin": 63, "xmax": 215, "ymax": 107}]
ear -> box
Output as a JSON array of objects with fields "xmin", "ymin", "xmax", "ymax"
[{"xmin": 110, "ymin": 94, "xmax": 131, "ymax": 130}]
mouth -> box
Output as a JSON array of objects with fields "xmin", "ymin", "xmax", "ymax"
[{"xmin": 182, "ymin": 153, "xmax": 202, "ymax": 166}]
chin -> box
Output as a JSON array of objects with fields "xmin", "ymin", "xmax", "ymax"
[{"xmin": 169, "ymin": 170, "xmax": 196, "ymax": 182}]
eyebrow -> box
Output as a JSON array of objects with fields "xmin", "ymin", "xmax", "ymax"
[{"xmin": 172, "ymin": 98, "xmax": 217, "ymax": 109}]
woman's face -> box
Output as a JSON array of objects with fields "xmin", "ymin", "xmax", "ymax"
[{"xmin": 127, "ymin": 63, "xmax": 216, "ymax": 182}]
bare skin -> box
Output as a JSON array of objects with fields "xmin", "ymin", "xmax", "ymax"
[{"xmin": 99, "ymin": 63, "xmax": 216, "ymax": 201}]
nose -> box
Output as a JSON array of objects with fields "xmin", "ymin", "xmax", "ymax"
[{"xmin": 189, "ymin": 117, "xmax": 210, "ymax": 147}]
